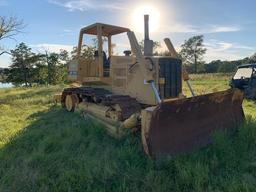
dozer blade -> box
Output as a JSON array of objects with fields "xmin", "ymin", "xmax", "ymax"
[{"xmin": 141, "ymin": 89, "xmax": 244, "ymax": 157}]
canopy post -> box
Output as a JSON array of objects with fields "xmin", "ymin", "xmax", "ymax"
[
  {"xmin": 108, "ymin": 35, "xmax": 112, "ymax": 57},
  {"xmin": 97, "ymin": 24, "xmax": 103, "ymax": 77}
]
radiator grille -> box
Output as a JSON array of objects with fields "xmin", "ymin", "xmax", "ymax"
[{"xmin": 159, "ymin": 58, "xmax": 182, "ymax": 98}]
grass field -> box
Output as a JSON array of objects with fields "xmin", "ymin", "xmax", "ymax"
[{"xmin": 1, "ymin": 74, "xmax": 256, "ymax": 191}]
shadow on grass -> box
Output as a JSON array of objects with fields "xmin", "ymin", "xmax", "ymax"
[
  {"xmin": 0, "ymin": 106, "xmax": 149, "ymax": 192},
  {"xmin": 1, "ymin": 106, "xmax": 256, "ymax": 191}
]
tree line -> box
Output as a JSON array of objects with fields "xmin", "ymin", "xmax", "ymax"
[
  {"xmin": 177, "ymin": 35, "xmax": 256, "ymax": 74},
  {"xmin": 0, "ymin": 42, "xmax": 99, "ymax": 86},
  {"xmin": 1, "ymin": 43, "xmax": 68, "ymax": 86},
  {"xmin": 1, "ymin": 39, "xmax": 256, "ymax": 86}
]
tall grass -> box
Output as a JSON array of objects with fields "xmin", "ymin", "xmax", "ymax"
[
  {"xmin": 183, "ymin": 73, "xmax": 232, "ymax": 95},
  {"xmin": 0, "ymin": 75, "xmax": 256, "ymax": 191}
]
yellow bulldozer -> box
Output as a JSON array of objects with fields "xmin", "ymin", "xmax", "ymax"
[{"xmin": 59, "ymin": 15, "xmax": 244, "ymax": 157}]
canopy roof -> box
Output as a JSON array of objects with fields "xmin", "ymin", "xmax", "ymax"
[
  {"xmin": 80, "ymin": 23, "xmax": 130, "ymax": 36},
  {"xmin": 238, "ymin": 63, "xmax": 256, "ymax": 69}
]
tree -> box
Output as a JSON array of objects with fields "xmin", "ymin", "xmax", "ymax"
[
  {"xmin": 5, "ymin": 42, "xmax": 71, "ymax": 86},
  {"xmin": 71, "ymin": 45, "xmax": 96, "ymax": 60},
  {"xmin": 45, "ymin": 52, "xmax": 59, "ymax": 85},
  {"xmin": 217, "ymin": 61, "xmax": 237, "ymax": 73},
  {"xmin": 32, "ymin": 62, "xmax": 48, "ymax": 84},
  {"xmin": 0, "ymin": 68, "xmax": 8, "ymax": 82},
  {"xmin": 7, "ymin": 43, "xmax": 38, "ymax": 86},
  {"xmin": 205, "ymin": 60, "xmax": 222, "ymax": 73},
  {"xmin": 250, "ymin": 53, "xmax": 256, "ymax": 63},
  {"xmin": 179, "ymin": 35, "xmax": 207, "ymax": 73},
  {"xmin": 59, "ymin": 49, "xmax": 70, "ymax": 62},
  {"xmin": 0, "ymin": 16, "xmax": 25, "ymax": 55},
  {"xmin": 44, "ymin": 51, "xmax": 68, "ymax": 85},
  {"xmin": 92, "ymin": 37, "xmax": 108, "ymax": 48}
]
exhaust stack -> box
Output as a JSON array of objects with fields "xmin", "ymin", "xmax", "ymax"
[{"xmin": 144, "ymin": 15, "xmax": 153, "ymax": 56}]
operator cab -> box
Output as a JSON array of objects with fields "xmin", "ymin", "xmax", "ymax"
[
  {"xmin": 230, "ymin": 64, "xmax": 256, "ymax": 90},
  {"xmin": 67, "ymin": 23, "xmax": 131, "ymax": 84}
]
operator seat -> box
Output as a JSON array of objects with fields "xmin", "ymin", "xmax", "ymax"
[
  {"xmin": 103, "ymin": 51, "xmax": 110, "ymax": 77},
  {"xmin": 94, "ymin": 50, "xmax": 110, "ymax": 77}
]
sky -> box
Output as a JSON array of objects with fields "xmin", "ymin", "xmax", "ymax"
[{"xmin": 0, "ymin": 0, "xmax": 256, "ymax": 67}]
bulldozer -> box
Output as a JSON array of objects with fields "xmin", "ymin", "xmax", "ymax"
[{"xmin": 60, "ymin": 15, "xmax": 244, "ymax": 157}]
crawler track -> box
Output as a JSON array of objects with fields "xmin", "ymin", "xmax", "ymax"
[{"xmin": 61, "ymin": 87, "xmax": 141, "ymax": 121}]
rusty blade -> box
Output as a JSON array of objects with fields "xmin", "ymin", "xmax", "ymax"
[{"xmin": 142, "ymin": 89, "xmax": 244, "ymax": 157}]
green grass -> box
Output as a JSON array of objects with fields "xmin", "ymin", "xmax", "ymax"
[
  {"xmin": 1, "ymin": 75, "xmax": 256, "ymax": 191},
  {"xmin": 183, "ymin": 73, "xmax": 232, "ymax": 95}
]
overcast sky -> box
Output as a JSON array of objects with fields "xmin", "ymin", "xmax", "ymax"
[{"xmin": 0, "ymin": 0, "xmax": 256, "ymax": 67}]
